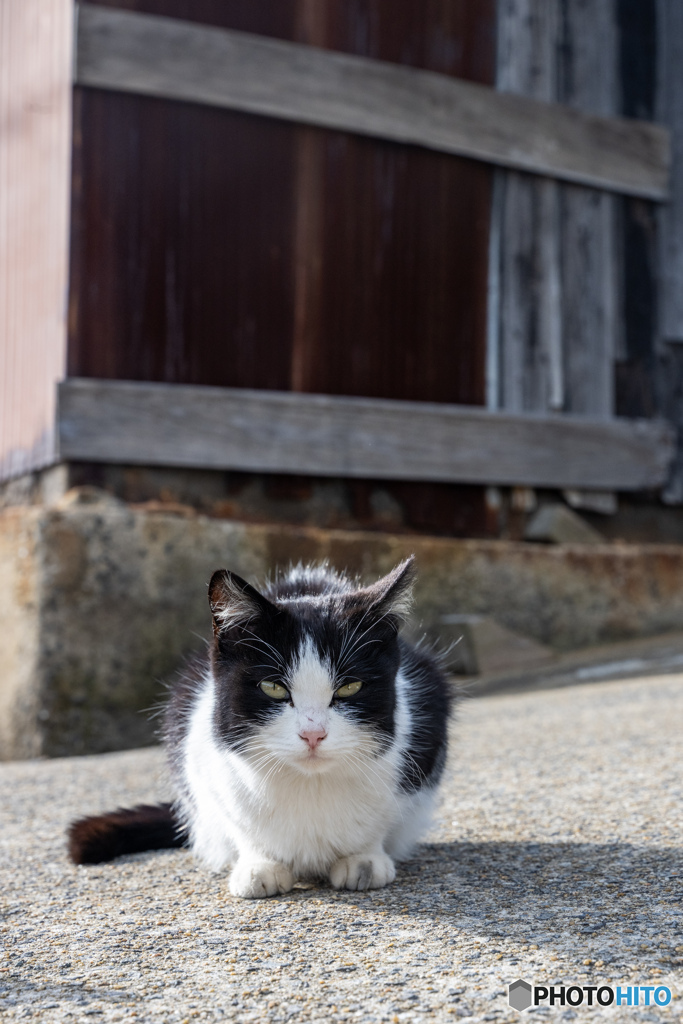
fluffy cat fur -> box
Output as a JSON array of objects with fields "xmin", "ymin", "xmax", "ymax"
[{"xmin": 68, "ymin": 557, "xmax": 452, "ymax": 898}]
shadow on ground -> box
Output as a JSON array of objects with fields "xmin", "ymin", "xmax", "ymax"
[{"xmin": 374, "ymin": 840, "xmax": 681, "ymax": 966}]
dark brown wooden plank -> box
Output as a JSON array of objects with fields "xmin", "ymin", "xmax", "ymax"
[
  {"xmin": 290, "ymin": 131, "xmax": 492, "ymax": 406},
  {"xmin": 288, "ymin": 0, "xmax": 495, "ymax": 534},
  {"xmin": 289, "ymin": 0, "xmax": 492, "ymax": 409},
  {"xmin": 58, "ymin": 379, "xmax": 675, "ymax": 490},
  {"xmin": 74, "ymin": 3, "xmax": 670, "ymax": 199},
  {"xmin": 67, "ymin": 87, "xmax": 298, "ymax": 388},
  {"xmin": 84, "ymin": 0, "xmax": 298, "ymax": 39}
]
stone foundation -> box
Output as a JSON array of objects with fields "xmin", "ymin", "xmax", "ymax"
[{"xmin": 4, "ymin": 492, "xmax": 683, "ymax": 758}]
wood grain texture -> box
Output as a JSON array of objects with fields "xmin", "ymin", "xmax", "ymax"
[
  {"xmin": 557, "ymin": 0, "xmax": 618, "ymax": 418},
  {"xmin": 657, "ymin": 0, "xmax": 683, "ymax": 341},
  {"xmin": 495, "ymin": 0, "xmax": 563, "ymax": 414},
  {"xmin": 58, "ymin": 379, "xmax": 674, "ymax": 490},
  {"xmin": 493, "ymin": 0, "xmax": 618, "ymax": 420},
  {"xmin": 74, "ymin": 2, "xmax": 670, "ymax": 198},
  {"xmin": 286, "ymin": 0, "xmax": 494, "ymax": 411},
  {"xmin": 614, "ymin": 0, "xmax": 659, "ymax": 423},
  {"xmin": 67, "ymin": 86, "xmax": 298, "ymax": 389},
  {"xmin": 656, "ymin": 0, "xmax": 683, "ymax": 502},
  {"xmin": 68, "ymin": 1, "xmax": 494, "ymax": 410}
]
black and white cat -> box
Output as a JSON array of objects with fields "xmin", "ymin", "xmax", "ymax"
[{"xmin": 69, "ymin": 558, "xmax": 452, "ymax": 898}]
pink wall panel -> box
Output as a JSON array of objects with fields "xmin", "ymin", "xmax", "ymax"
[{"xmin": 0, "ymin": 0, "xmax": 72, "ymax": 479}]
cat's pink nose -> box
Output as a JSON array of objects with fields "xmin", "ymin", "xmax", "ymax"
[{"xmin": 299, "ymin": 728, "xmax": 327, "ymax": 750}]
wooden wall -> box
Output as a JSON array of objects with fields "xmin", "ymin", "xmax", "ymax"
[
  {"xmin": 2, "ymin": 0, "xmax": 679, "ymax": 529},
  {"xmin": 0, "ymin": 0, "xmax": 72, "ymax": 479},
  {"xmin": 489, "ymin": 0, "xmax": 619, "ymax": 420},
  {"xmin": 656, "ymin": 0, "xmax": 683, "ymax": 501},
  {"xmin": 610, "ymin": 0, "xmax": 683, "ymax": 506},
  {"xmin": 658, "ymin": 0, "xmax": 683, "ymax": 345},
  {"xmin": 69, "ymin": 0, "xmax": 495, "ymax": 409},
  {"xmin": 288, "ymin": 1, "xmax": 494, "ymax": 406},
  {"xmin": 67, "ymin": 0, "xmax": 497, "ymax": 533}
]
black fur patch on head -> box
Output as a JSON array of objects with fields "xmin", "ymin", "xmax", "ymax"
[
  {"xmin": 210, "ymin": 595, "xmax": 303, "ymax": 748},
  {"xmin": 298, "ymin": 600, "xmax": 400, "ymax": 741},
  {"xmin": 207, "ymin": 562, "xmax": 418, "ymax": 749}
]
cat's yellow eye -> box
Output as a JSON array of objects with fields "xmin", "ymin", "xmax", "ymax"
[
  {"xmin": 335, "ymin": 680, "xmax": 363, "ymax": 699},
  {"xmin": 259, "ymin": 680, "xmax": 289, "ymax": 701}
]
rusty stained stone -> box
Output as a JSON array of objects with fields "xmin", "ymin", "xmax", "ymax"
[
  {"xmin": 4, "ymin": 504, "xmax": 683, "ymax": 757},
  {"xmin": 42, "ymin": 522, "xmax": 88, "ymax": 592}
]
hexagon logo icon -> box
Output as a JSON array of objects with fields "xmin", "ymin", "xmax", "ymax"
[{"xmin": 509, "ymin": 979, "xmax": 533, "ymax": 1011}]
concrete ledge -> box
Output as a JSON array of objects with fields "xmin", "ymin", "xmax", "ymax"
[{"xmin": 5, "ymin": 498, "xmax": 683, "ymax": 758}]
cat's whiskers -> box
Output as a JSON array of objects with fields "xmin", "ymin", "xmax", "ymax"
[
  {"xmin": 236, "ymin": 630, "xmax": 287, "ymax": 672},
  {"xmin": 335, "ymin": 605, "xmax": 375, "ymax": 669},
  {"xmin": 336, "ymin": 610, "xmax": 393, "ymax": 674},
  {"xmin": 339, "ymin": 747, "xmax": 397, "ymax": 805},
  {"xmin": 251, "ymin": 757, "xmax": 285, "ymax": 793}
]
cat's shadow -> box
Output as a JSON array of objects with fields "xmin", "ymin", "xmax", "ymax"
[
  {"xmin": 105, "ymin": 839, "xmax": 680, "ymax": 963},
  {"xmin": 384, "ymin": 839, "xmax": 681, "ymax": 959}
]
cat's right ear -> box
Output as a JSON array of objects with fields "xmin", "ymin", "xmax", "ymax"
[{"xmin": 208, "ymin": 570, "xmax": 277, "ymax": 635}]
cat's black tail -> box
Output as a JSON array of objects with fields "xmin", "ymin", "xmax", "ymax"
[{"xmin": 68, "ymin": 803, "xmax": 188, "ymax": 865}]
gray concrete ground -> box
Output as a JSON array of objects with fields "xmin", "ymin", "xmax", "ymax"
[{"xmin": 1, "ymin": 675, "xmax": 681, "ymax": 1023}]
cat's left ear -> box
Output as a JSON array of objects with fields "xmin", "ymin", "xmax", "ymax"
[
  {"xmin": 356, "ymin": 556, "xmax": 417, "ymax": 620},
  {"xmin": 208, "ymin": 569, "xmax": 278, "ymax": 635}
]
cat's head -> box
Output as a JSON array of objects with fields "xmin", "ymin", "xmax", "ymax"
[{"xmin": 207, "ymin": 559, "xmax": 416, "ymax": 775}]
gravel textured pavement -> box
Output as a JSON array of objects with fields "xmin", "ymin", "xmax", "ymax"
[{"xmin": 1, "ymin": 674, "xmax": 681, "ymax": 1023}]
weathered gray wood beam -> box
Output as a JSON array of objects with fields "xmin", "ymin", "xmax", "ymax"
[
  {"xmin": 74, "ymin": 2, "xmax": 670, "ymax": 200},
  {"xmin": 493, "ymin": 0, "xmax": 619, "ymax": 421},
  {"xmin": 558, "ymin": 0, "xmax": 618, "ymax": 420},
  {"xmin": 57, "ymin": 379, "xmax": 674, "ymax": 491}
]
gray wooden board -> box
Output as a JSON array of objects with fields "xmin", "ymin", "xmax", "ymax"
[
  {"xmin": 557, "ymin": 0, "xmax": 618, "ymax": 417},
  {"xmin": 57, "ymin": 379, "xmax": 674, "ymax": 491},
  {"xmin": 494, "ymin": 0, "xmax": 618, "ymax": 419},
  {"xmin": 496, "ymin": 1, "xmax": 564, "ymax": 414},
  {"xmin": 74, "ymin": 2, "xmax": 670, "ymax": 200},
  {"xmin": 560, "ymin": 184, "xmax": 616, "ymax": 416}
]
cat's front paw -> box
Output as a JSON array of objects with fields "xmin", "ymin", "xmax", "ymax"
[
  {"xmin": 329, "ymin": 852, "xmax": 396, "ymax": 891},
  {"xmin": 229, "ymin": 858, "xmax": 294, "ymax": 899}
]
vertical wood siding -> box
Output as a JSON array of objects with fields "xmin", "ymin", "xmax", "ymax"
[
  {"xmin": 657, "ymin": 0, "xmax": 683, "ymax": 343},
  {"xmin": 67, "ymin": 0, "xmax": 300, "ymax": 390},
  {"xmin": 289, "ymin": 0, "xmax": 494, "ymax": 406},
  {"xmin": 491, "ymin": 0, "xmax": 618, "ymax": 419},
  {"xmin": 656, "ymin": 0, "xmax": 683, "ymax": 501},
  {"xmin": 614, "ymin": 0, "xmax": 658, "ymax": 422},
  {"xmin": 0, "ymin": 0, "xmax": 72, "ymax": 479},
  {"xmin": 68, "ymin": 90, "xmax": 299, "ymax": 390}
]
